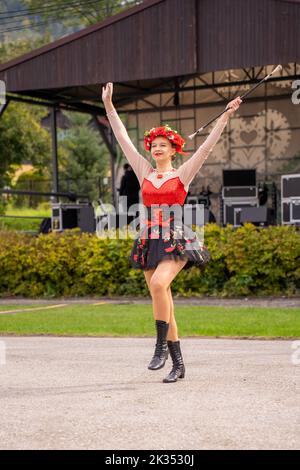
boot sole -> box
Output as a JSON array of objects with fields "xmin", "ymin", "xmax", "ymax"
[{"xmin": 162, "ymin": 372, "xmax": 185, "ymax": 383}]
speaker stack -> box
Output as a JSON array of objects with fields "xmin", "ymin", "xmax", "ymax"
[
  {"xmin": 51, "ymin": 203, "xmax": 96, "ymax": 232},
  {"xmin": 281, "ymin": 174, "xmax": 300, "ymax": 226},
  {"xmin": 240, "ymin": 206, "xmax": 275, "ymax": 227},
  {"xmin": 185, "ymin": 187, "xmax": 216, "ymax": 225},
  {"xmin": 221, "ymin": 169, "xmax": 259, "ymax": 227}
]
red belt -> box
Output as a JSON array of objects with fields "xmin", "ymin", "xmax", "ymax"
[{"xmin": 140, "ymin": 208, "xmax": 174, "ymax": 245}]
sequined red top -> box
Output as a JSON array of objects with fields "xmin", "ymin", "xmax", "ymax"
[{"xmin": 107, "ymin": 109, "xmax": 229, "ymax": 207}]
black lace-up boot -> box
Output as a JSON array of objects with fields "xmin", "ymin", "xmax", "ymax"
[
  {"xmin": 148, "ymin": 320, "xmax": 169, "ymax": 370},
  {"xmin": 163, "ymin": 340, "xmax": 185, "ymax": 383}
]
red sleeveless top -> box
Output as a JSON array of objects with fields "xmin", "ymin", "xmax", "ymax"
[{"xmin": 141, "ymin": 175, "xmax": 187, "ymax": 206}]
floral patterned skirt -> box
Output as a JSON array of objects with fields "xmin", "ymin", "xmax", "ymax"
[{"xmin": 128, "ymin": 206, "xmax": 211, "ymax": 271}]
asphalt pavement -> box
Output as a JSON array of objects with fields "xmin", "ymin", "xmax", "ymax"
[{"xmin": 0, "ymin": 336, "xmax": 299, "ymax": 450}]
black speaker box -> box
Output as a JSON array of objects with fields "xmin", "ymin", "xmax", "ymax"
[
  {"xmin": 240, "ymin": 206, "xmax": 275, "ymax": 226},
  {"xmin": 223, "ymin": 169, "xmax": 256, "ymax": 187}
]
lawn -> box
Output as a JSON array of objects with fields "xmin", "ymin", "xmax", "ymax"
[
  {"xmin": 0, "ymin": 304, "xmax": 299, "ymax": 338},
  {"xmin": 0, "ymin": 204, "xmax": 50, "ymax": 232}
]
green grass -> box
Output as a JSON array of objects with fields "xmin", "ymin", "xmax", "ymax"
[
  {"xmin": 0, "ymin": 304, "xmax": 299, "ymax": 338},
  {"xmin": 0, "ymin": 204, "xmax": 51, "ymax": 231}
]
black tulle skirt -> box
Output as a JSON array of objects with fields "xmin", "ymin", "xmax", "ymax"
[{"xmin": 128, "ymin": 205, "xmax": 211, "ymax": 271}]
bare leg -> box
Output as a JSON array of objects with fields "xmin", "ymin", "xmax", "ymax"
[
  {"xmin": 144, "ymin": 260, "xmax": 187, "ymax": 372},
  {"xmin": 167, "ymin": 286, "xmax": 178, "ymax": 341},
  {"xmin": 149, "ymin": 258, "xmax": 187, "ymax": 323},
  {"xmin": 144, "ymin": 271, "xmax": 178, "ymax": 339},
  {"xmin": 143, "ymin": 269, "xmax": 155, "ymax": 295},
  {"xmin": 144, "ymin": 267, "xmax": 170, "ymax": 322}
]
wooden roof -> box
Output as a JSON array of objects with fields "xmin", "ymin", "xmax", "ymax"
[{"xmin": 0, "ymin": 0, "xmax": 299, "ymax": 108}]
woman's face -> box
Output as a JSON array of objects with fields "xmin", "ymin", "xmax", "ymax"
[{"xmin": 150, "ymin": 136, "xmax": 176, "ymax": 163}]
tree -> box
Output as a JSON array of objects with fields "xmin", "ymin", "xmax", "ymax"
[
  {"xmin": 0, "ymin": 102, "xmax": 51, "ymax": 212},
  {"xmin": 0, "ymin": 1, "xmax": 141, "ymax": 49},
  {"xmin": 0, "ymin": 102, "xmax": 51, "ymax": 176},
  {"xmin": 0, "ymin": 35, "xmax": 52, "ymax": 63},
  {"xmin": 23, "ymin": 0, "xmax": 142, "ymax": 29},
  {"xmin": 58, "ymin": 111, "xmax": 110, "ymax": 203},
  {"xmin": 0, "ymin": 1, "xmax": 137, "ymax": 211},
  {"xmin": 0, "ymin": 36, "xmax": 54, "ymax": 212},
  {"xmin": 13, "ymin": 168, "xmax": 51, "ymax": 208},
  {"xmin": 0, "ymin": 0, "xmax": 52, "ymax": 50}
]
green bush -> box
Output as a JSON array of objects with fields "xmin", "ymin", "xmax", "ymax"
[{"xmin": 0, "ymin": 223, "xmax": 299, "ymax": 298}]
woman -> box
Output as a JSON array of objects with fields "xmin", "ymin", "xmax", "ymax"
[{"xmin": 102, "ymin": 82, "xmax": 242, "ymax": 383}]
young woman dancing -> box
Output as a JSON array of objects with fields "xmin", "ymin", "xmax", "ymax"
[{"xmin": 102, "ymin": 82, "xmax": 241, "ymax": 383}]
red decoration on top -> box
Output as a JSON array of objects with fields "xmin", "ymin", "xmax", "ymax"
[
  {"xmin": 141, "ymin": 177, "xmax": 187, "ymax": 206},
  {"xmin": 144, "ymin": 124, "xmax": 189, "ymax": 155}
]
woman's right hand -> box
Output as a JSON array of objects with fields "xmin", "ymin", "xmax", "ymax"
[
  {"xmin": 225, "ymin": 96, "xmax": 242, "ymax": 115},
  {"xmin": 102, "ymin": 82, "xmax": 113, "ymax": 105}
]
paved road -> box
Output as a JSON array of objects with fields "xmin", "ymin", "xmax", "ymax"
[
  {"xmin": 0, "ymin": 337, "xmax": 299, "ymax": 450},
  {"xmin": 0, "ymin": 296, "xmax": 300, "ymax": 308}
]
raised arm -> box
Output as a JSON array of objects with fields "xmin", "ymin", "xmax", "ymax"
[
  {"xmin": 102, "ymin": 83, "xmax": 152, "ymax": 186},
  {"xmin": 177, "ymin": 97, "xmax": 242, "ymax": 187}
]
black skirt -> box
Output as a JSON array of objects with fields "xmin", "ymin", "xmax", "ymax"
[{"xmin": 128, "ymin": 205, "xmax": 211, "ymax": 271}]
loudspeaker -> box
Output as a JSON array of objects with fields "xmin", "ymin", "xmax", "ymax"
[
  {"xmin": 282, "ymin": 200, "xmax": 300, "ymax": 224},
  {"xmin": 222, "ymin": 186, "xmax": 257, "ymax": 198},
  {"xmin": 186, "ymin": 196, "xmax": 198, "ymax": 205},
  {"xmin": 51, "ymin": 203, "xmax": 95, "ymax": 232},
  {"xmin": 223, "ymin": 201, "xmax": 258, "ymax": 226},
  {"xmin": 223, "ymin": 169, "xmax": 256, "ymax": 187},
  {"xmin": 281, "ymin": 174, "xmax": 300, "ymax": 225},
  {"xmin": 183, "ymin": 206, "xmax": 215, "ymax": 225},
  {"xmin": 240, "ymin": 206, "xmax": 275, "ymax": 226},
  {"xmin": 281, "ymin": 174, "xmax": 300, "ymax": 198},
  {"xmin": 62, "ymin": 208, "xmax": 78, "ymax": 229}
]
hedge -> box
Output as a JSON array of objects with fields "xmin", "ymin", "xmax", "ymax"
[{"xmin": 0, "ymin": 223, "xmax": 299, "ymax": 298}]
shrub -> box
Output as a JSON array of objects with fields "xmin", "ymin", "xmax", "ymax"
[{"xmin": 0, "ymin": 223, "xmax": 299, "ymax": 298}]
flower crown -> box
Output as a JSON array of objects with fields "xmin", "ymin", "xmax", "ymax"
[{"xmin": 144, "ymin": 124, "xmax": 188, "ymax": 155}]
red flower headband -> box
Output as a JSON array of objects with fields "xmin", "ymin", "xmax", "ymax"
[{"xmin": 144, "ymin": 124, "xmax": 188, "ymax": 155}]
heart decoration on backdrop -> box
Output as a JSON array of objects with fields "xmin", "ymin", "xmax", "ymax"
[{"xmin": 204, "ymin": 108, "xmax": 291, "ymax": 171}]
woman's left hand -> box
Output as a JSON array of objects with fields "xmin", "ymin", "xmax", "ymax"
[{"xmin": 225, "ymin": 96, "xmax": 242, "ymax": 115}]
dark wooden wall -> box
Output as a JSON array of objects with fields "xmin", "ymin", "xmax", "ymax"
[
  {"xmin": 0, "ymin": 0, "xmax": 196, "ymax": 92},
  {"xmin": 1, "ymin": 0, "xmax": 299, "ymax": 93},
  {"xmin": 197, "ymin": 0, "xmax": 300, "ymax": 73}
]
